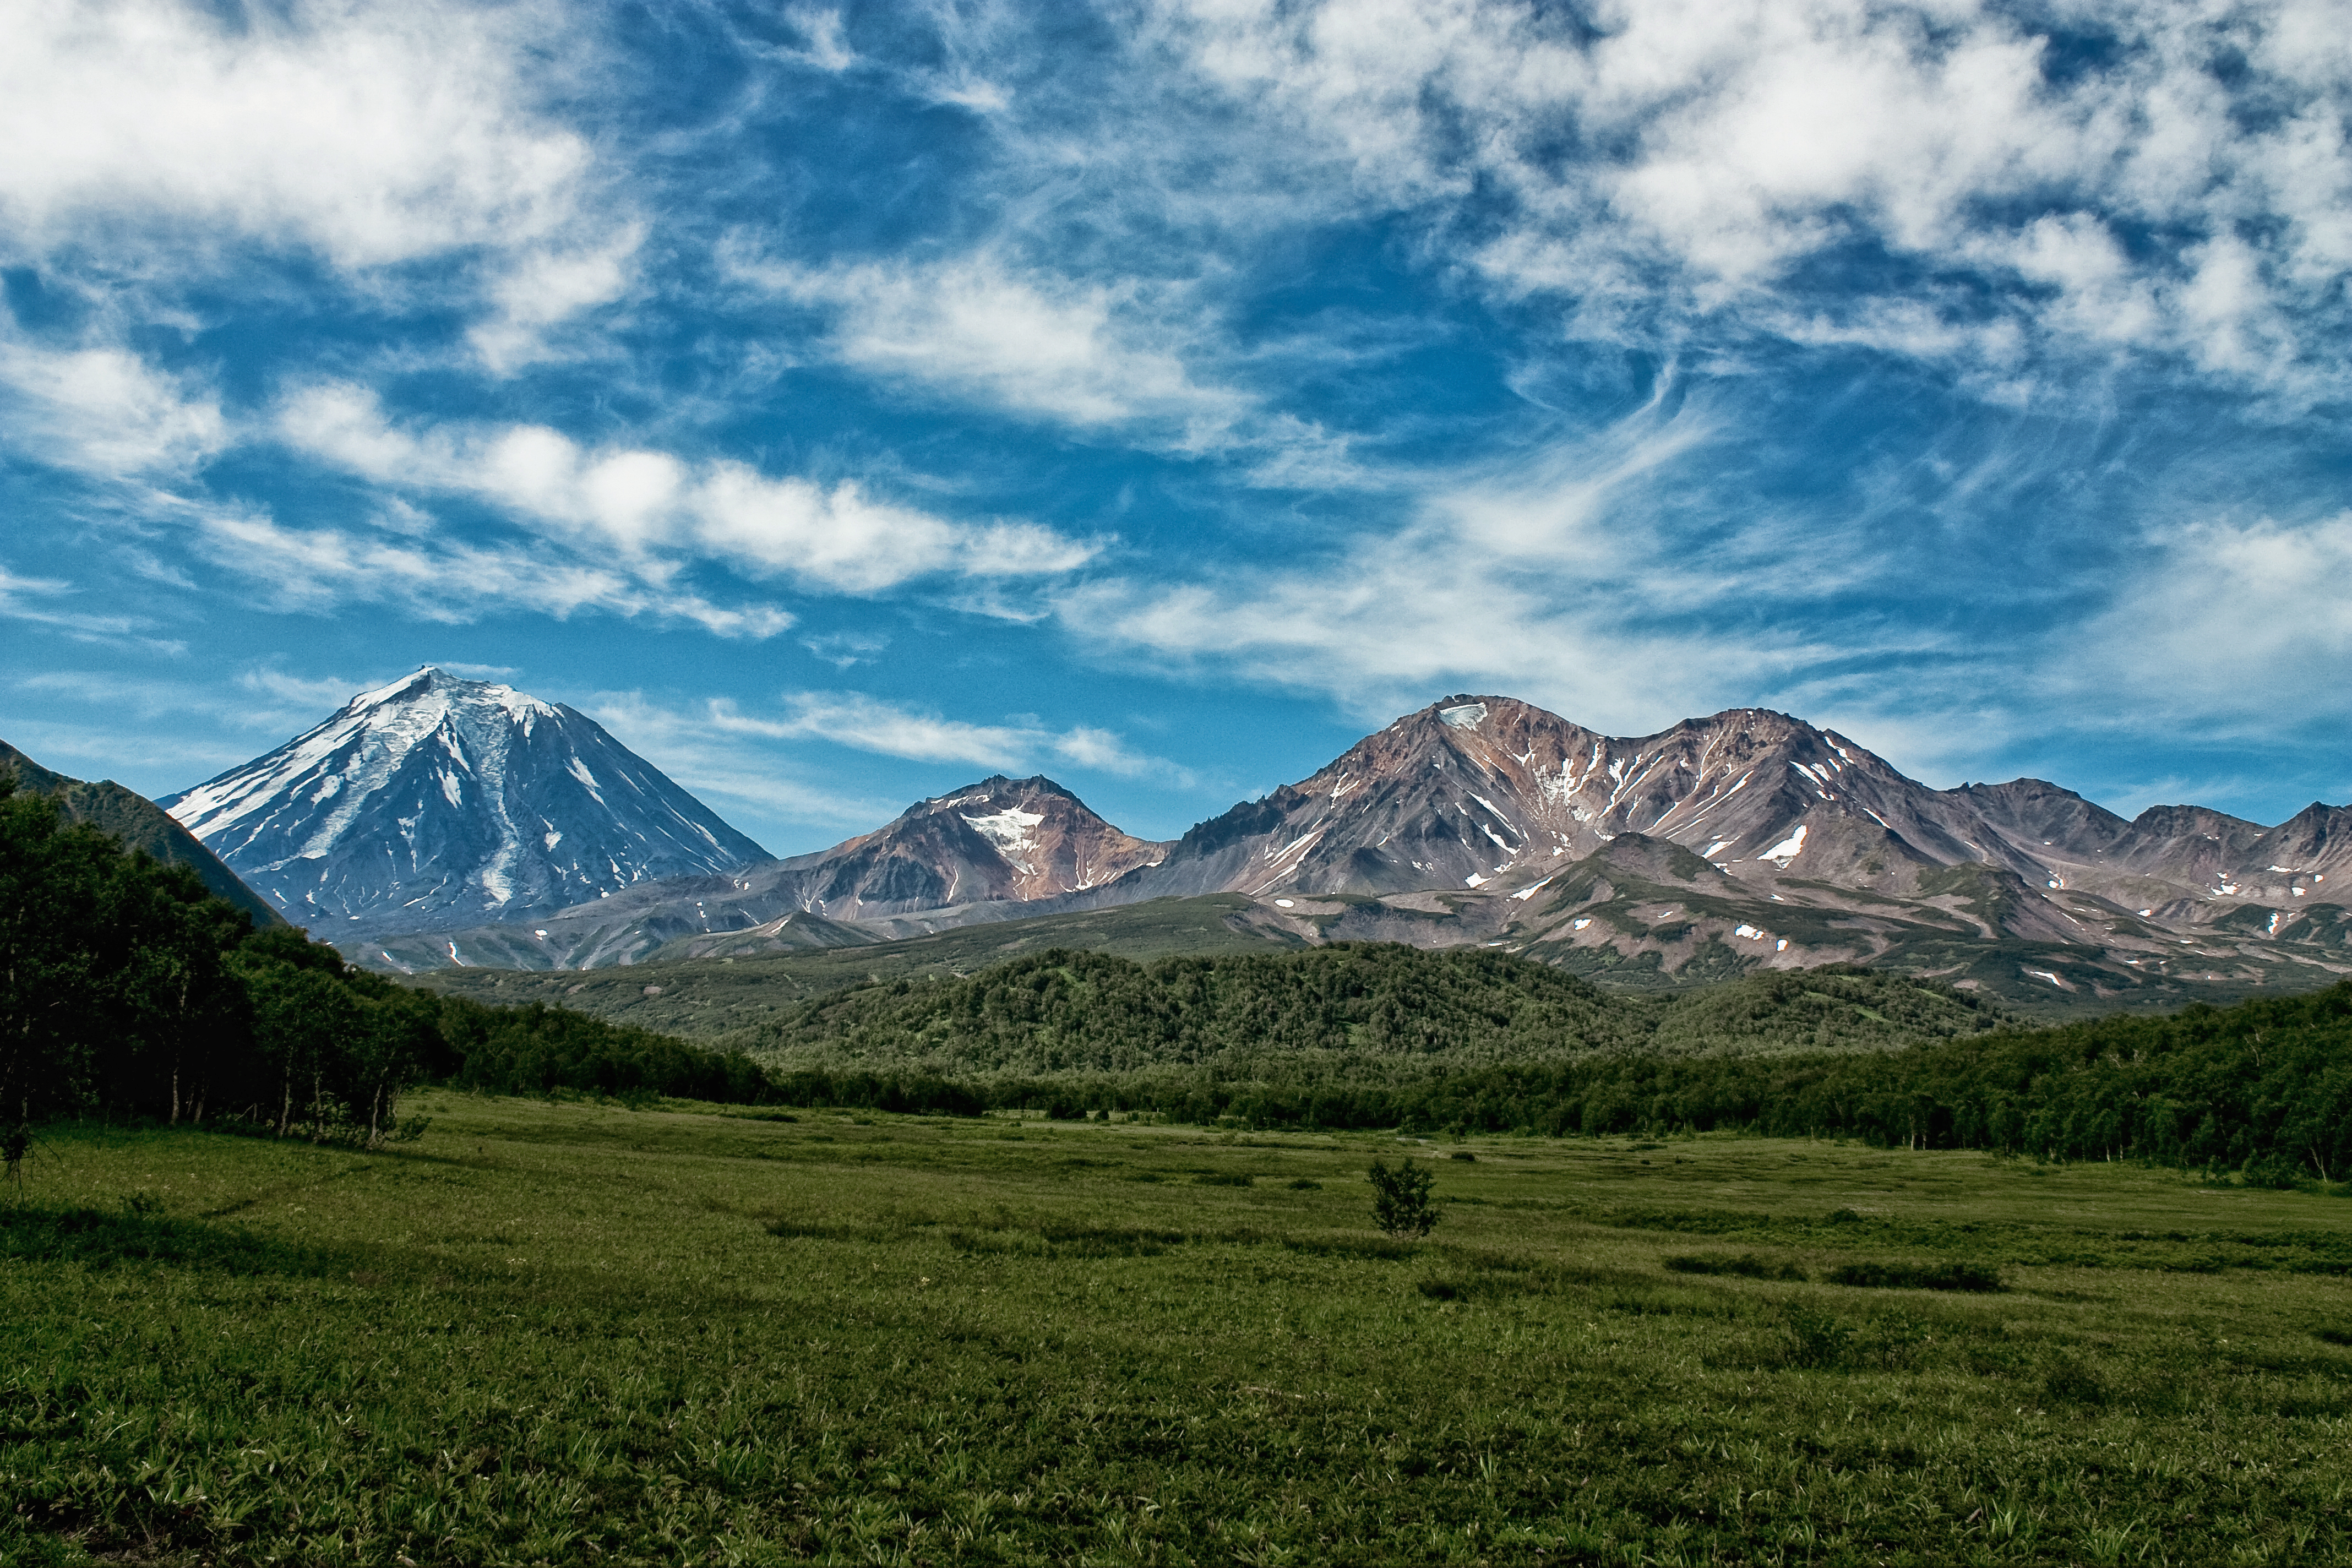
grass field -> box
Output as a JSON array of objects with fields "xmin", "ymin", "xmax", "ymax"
[{"xmin": 9, "ymin": 1096, "xmax": 2352, "ymax": 1565}]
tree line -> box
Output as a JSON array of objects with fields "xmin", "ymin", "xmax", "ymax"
[
  {"xmin": 1, "ymin": 778, "xmax": 775, "ymax": 1152},
  {"xmin": 745, "ymin": 981, "xmax": 2352, "ymax": 1182}
]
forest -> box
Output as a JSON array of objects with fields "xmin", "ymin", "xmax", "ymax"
[
  {"xmin": 8, "ymin": 769, "xmax": 2350, "ymax": 1186},
  {"xmin": 737, "ymin": 946, "xmax": 2352, "ymax": 1180},
  {"xmin": 0, "ymin": 777, "xmax": 772, "ymax": 1153}
]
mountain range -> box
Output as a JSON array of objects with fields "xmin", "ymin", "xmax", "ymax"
[{"xmin": 161, "ymin": 675, "xmax": 2350, "ymax": 1014}]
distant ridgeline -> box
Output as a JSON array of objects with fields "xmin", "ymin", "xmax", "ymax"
[
  {"xmin": 8, "ymin": 763, "xmax": 2350, "ymax": 1184},
  {"xmin": 0, "ymin": 777, "xmax": 772, "ymax": 1137}
]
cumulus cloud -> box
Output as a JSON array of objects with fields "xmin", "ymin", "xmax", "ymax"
[
  {"xmin": 0, "ymin": 0, "xmax": 589, "ymax": 266},
  {"xmin": 0, "ymin": 0, "xmax": 627, "ymax": 366},
  {"xmin": 279, "ymin": 382, "xmax": 1098, "ymax": 592}
]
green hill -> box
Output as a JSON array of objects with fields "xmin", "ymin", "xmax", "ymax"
[
  {"xmin": 739, "ymin": 945, "xmax": 2012, "ymax": 1080},
  {"xmin": 1, "ymin": 738, "xmax": 282, "ymax": 928}
]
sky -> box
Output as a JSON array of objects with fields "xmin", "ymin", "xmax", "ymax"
[{"xmin": 2, "ymin": 0, "xmax": 2349, "ymax": 856}]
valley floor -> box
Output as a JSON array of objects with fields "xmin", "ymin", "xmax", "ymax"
[{"xmin": 8, "ymin": 1099, "xmax": 2352, "ymax": 1565}]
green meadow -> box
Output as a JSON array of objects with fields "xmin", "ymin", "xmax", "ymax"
[{"xmin": 9, "ymin": 1095, "xmax": 2352, "ymax": 1566}]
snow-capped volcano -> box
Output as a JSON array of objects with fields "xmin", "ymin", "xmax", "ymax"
[{"xmin": 161, "ymin": 667, "xmax": 770, "ymax": 937}]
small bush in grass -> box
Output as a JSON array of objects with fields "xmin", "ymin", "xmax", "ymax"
[
  {"xmin": 2041, "ymin": 1351, "xmax": 2109, "ymax": 1407},
  {"xmin": 1783, "ymin": 1303, "xmax": 1855, "ymax": 1369},
  {"xmin": 1368, "ymin": 1157, "xmax": 1439, "ymax": 1239},
  {"xmin": 1286, "ymin": 1177, "xmax": 1321, "ymax": 1190},
  {"xmin": 1828, "ymin": 1260, "xmax": 2002, "ymax": 1292},
  {"xmin": 1665, "ymin": 1253, "xmax": 1807, "ymax": 1282}
]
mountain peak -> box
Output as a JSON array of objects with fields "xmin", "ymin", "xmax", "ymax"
[
  {"xmin": 163, "ymin": 670, "xmax": 769, "ymax": 938},
  {"xmin": 782, "ymin": 773, "xmax": 1167, "ymax": 916}
]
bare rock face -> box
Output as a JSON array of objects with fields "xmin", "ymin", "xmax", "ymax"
[{"xmin": 162, "ymin": 667, "xmax": 771, "ymax": 939}]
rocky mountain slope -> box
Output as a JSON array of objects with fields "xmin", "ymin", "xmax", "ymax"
[
  {"xmin": 161, "ymin": 668, "xmax": 771, "ymax": 939},
  {"xmin": 363, "ymin": 774, "xmax": 1166, "ymax": 971},
  {"xmin": 348, "ymin": 692, "xmax": 2350, "ymax": 1014},
  {"xmin": 2, "ymin": 737, "xmax": 282, "ymax": 926}
]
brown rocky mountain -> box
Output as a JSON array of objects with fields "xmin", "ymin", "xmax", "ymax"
[
  {"xmin": 1062, "ymin": 696, "xmax": 2348, "ymax": 1004},
  {"xmin": 363, "ymin": 774, "xmax": 1166, "ymax": 971},
  {"xmin": 355, "ymin": 695, "xmax": 2350, "ymax": 1010},
  {"xmin": 1123, "ymin": 696, "xmax": 2346, "ymax": 905}
]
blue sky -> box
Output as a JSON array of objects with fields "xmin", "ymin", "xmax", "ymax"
[{"xmin": 3, "ymin": 0, "xmax": 2348, "ymax": 855}]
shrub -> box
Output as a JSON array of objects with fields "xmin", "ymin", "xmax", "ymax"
[{"xmin": 1368, "ymin": 1157, "xmax": 1440, "ymax": 1239}]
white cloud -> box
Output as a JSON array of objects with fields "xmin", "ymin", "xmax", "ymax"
[
  {"xmin": 279, "ymin": 381, "xmax": 1098, "ymax": 593},
  {"xmin": 15, "ymin": 664, "xmax": 356, "ymax": 739},
  {"xmin": 235, "ymin": 666, "xmax": 370, "ymax": 718},
  {"xmin": 720, "ymin": 692, "xmax": 1034, "ymax": 768},
  {"xmin": 699, "ymin": 689, "xmax": 1183, "ymax": 781},
  {"xmin": 576, "ymin": 690, "xmax": 899, "ymax": 833},
  {"xmin": 1146, "ymin": 0, "xmax": 2352, "ymax": 396},
  {"xmin": 1052, "ymin": 393, "xmax": 1849, "ymax": 732},
  {"xmin": 176, "ymin": 497, "xmax": 794, "ymax": 638},
  {"xmin": 782, "ymin": 8, "xmax": 855, "ymax": 73},
  {"xmin": 0, "ymin": 0, "xmax": 633, "ymax": 370},
  {"xmin": 0, "ymin": 339, "xmax": 227, "ymax": 476},
  {"xmin": 0, "ymin": 564, "xmax": 146, "ymax": 638},
  {"xmin": 0, "ymin": 0, "xmax": 592, "ymax": 269},
  {"xmin": 735, "ymin": 250, "xmax": 1248, "ymax": 435},
  {"xmin": 470, "ymin": 225, "xmax": 646, "ymax": 373},
  {"xmin": 2073, "ymin": 511, "xmax": 2352, "ymax": 725},
  {"xmin": 801, "ymin": 631, "xmax": 889, "ymax": 669}
]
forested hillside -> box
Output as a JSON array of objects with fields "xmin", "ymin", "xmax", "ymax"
[
  {"xmin": 1, "ymin": 737, "xmax": 282, "ymax": 927},
  {"xmin": 0, "ymin": 778, "xmax": 771, "ymax": 1144},
  {"xmin": 735, "ymin": 946, "xmax": 2010, "ymax": 1076}
]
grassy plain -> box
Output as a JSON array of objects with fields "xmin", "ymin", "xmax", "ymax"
[{"xmin": 9, "ymin": 1095, "xmax": 2352, "ymax": 1565}]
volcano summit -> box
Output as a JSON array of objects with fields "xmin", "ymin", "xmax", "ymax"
[{"xmin": 162, "ymin": 668, "xmax": 770, "ymax": 939}]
